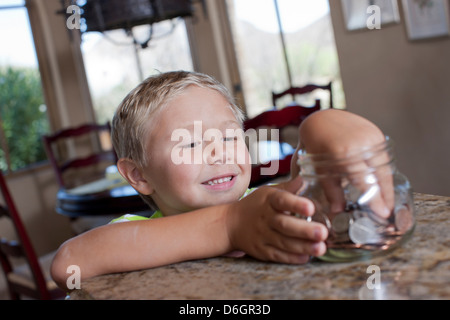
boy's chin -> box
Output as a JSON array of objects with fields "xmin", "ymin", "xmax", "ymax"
[{"xmin": 198, "ymin": 190, "xmax": 245, "ymax": 207}]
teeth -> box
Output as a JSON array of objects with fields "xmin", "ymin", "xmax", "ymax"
[{"xmin": 207, "ymin": 176, "xmax": 232, "ymax": 185}]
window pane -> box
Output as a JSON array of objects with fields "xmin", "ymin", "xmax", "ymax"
[
  {"xmin": 280, "ymin": 0, "xmax": 343, "ymax": 109},
  {"xmin": 228, "ymin": 0, "xmax": 289, "ymax": 117},
  {"xmin": 81, "ymin": 18, "xmax": 193, "ymax": 123},
  {"xmin": 0, "ymin": 0, "xmax": 25, "ymax": 6},
  {"xmin": 0, "ymin": 6, "xmax": 49, "ymax": 172},
  {"xmin": 228, "ymin": 0, "xmax": 345, "ymax": 117}
]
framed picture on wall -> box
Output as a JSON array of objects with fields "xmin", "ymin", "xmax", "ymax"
[
  {"xmin": 341, "ymin": 0, "xmax": 401, "ymax": 30},
  {"xmin": 402, "ymin": 0, "xmax": 450, "ymax": 40}
]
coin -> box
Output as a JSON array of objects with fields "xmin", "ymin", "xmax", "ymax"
[
  {"xmin": 332, "ymin": 212, "xmax": 352, "ymax": 234},
  {"xmin": 312, "ymin": 211, "xmax": 331, "ymax": 230},
  {"xmin": 351, "ymin": 208, "xmax": 368, "ymax": 220},
  {"xmin": 394, "ymin": 205, "xmax": 413, "ymax": 233},
  {"xmin": 331, "ymin": 232, "xmax": 351, "ymax": 244},
  {"xmin": 349, "ymin": 217, "xmax": 382, "ymax": 245},
  {"xmin": 352, "ymin": 206, "xmax": 389, "ymax": 226}
]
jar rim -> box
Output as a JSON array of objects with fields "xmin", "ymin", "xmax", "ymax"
[{"xmin": 297, "ymin": 136, "xmax": 394, "ymax": 173}]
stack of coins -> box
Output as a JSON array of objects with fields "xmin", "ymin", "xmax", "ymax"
[
  {"xmin": 327, "ymin": 203, "xmax": 412, "ymax": 249},
  {"xmin": 349, "ymin": 216, "xmax": 382, "ymax": 245},
  {"xmin": 330, "ymin": 212, "xmax": 352, "ymax": 243}
]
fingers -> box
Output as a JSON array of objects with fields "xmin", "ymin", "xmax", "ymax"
[
  {"xmin": 271, "ymin": 213, "xmax": 328, "ymax": 241},
  {"xmin": 257, "ymin": 233, "xmax": 327, "ymax": 264},
  {"xmin": 375, "ymin": 166, "xmax": 395, "ymax": 217},
  {"xmin": 251, "ymin": 237, "xmax": 325, "ymax": 265},
  {"xmin": 274, "ymin": 175, "xmax": 303, "ymax": 194},
  {"xmin": 319, "ymin": 176, "xmax": 346, "ymax": 214},
  {"xmin": 250, "ymin": 188, "xmax": 329, "ymax": 263},
  {"xmin": 318, "ymin": 159, "xmax": 395, "ymax": 221},
  {"xmin": 263, "ymin": 249, "xmax": 311, "ymax": 265},
  {"xmin": 270, "ymin": 215, "xmax": 328, "ymax": 256},
  {"xmin": 267, "ymin": 188, "xmax": 315, "ymax": 218},
  {"xmin": 345, "ymin": 164, "xmax": 394, "ymax": 220},
  {"xmin": 266, "ymin": 209, "xmax": 328, "ymax": 262}
]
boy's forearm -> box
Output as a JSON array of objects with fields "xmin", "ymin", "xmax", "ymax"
[{"xmin": 51, "ymin": 205, "xmax": 232, "ymax": 289}]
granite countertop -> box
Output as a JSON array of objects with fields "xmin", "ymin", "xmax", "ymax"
[{"xmin": 70, "ymin": 193, "xmax": 450, "ymax": 300}]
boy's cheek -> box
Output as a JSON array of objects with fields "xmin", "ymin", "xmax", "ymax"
[
  {"xmin": 234, "ymin": 142, "xmax": 252, "ymax": 165},
  {"xmin": 235, "ymin": 153, "xmax": 251, "ymax": 167}
]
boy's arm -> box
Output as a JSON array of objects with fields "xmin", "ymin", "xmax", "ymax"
[
  {"xmin": 51, "ymin": 205, "xmax": 232, "ymax": 288},
  {"xmin": 51, "ymin": 178, "xmax": 328, "ymax": 290}
]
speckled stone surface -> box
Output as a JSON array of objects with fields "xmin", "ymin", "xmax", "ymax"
[{"xmin": 70, "ymin": 193, "xmax": 450, "ymax": 300}]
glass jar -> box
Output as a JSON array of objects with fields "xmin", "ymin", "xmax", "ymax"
[{"xmin": 296, "ymin": 138, "xmax": 415, "ymax": 262}]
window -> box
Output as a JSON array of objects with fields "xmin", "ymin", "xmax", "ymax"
[
  {"xmin": 81, "ymin": 18, "xmax": 194, "ymax": 124},
  {"xmin": 227, "ymin": 0, "xmax": 346, "ymax": 117},
  {"xmin": 0, "ymin": 0, "xmax": 49, "ymax": 172}
]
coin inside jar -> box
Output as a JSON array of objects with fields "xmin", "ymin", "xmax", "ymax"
[
  {"xmin": 312, "ymin": 211, "xmax": 331, "ymax": 230},
  {"xmin": 352, "ymin": 206, "xmax": 389, "ymax": 226},
  {"xmin": 351, "ymin": 208, "xmax": 368, "ymax": 220},
  {"xmin": 349, "ymin": 217, "xmax": 382, "ymax": 245},
  {"xmin": 332, "ymin": 212, "xmax": 352, "ymax": 234}
]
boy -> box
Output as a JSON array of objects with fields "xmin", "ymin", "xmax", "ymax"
[{"xmin": 51, "ymin": 71, "xmax": 388, "ymax": 289}]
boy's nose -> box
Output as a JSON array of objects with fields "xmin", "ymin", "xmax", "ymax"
[{"xmin": 204, "ymin": 140, "xmax": 227, "ymax": 165}]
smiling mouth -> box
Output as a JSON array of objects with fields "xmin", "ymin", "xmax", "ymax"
[{"xmin": 202, "ymin": 176, "xmax": 235, "ymax": 186}]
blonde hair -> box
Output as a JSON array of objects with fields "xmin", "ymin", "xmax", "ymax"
[{"xmin": 111, "ymin": 71, "xmax": 245, "ymax": 209}]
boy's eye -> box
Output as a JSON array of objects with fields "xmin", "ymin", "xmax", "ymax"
[
  {"xmin": 224, "ymin": 136, "xmax": 238, "ymax": 142},
  {"xmin": 182, "ymin": 141, "xmax": 201, "ymax": 149}
]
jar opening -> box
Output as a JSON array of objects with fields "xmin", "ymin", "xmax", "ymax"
[{"xmin": 297, "ymin": 137, "xmax": 395, "ymax": 177}]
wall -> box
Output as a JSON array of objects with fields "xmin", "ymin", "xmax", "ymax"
[
  {"xmin": 0, "ymin": 166, "xmax": 73, "ymax": 256},
  {"xmin": 329, "ymin": 0, "xmax": 450, "ymax": 196}
]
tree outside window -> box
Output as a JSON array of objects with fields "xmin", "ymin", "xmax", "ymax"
[
  {"xmin": 227, "ymin": 0, "xmax": 345, "ymax": 117},
  {"xmin": 0, "ymin": 2, "xmax": 49, "ymax": 172}
]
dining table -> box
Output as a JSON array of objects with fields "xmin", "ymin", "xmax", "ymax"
[
  {"xmin": 56, "ymin": 165, "xmax": 151, "ymax": 218},
  {"xmin": 68, "ymin": 192, "xmax": 450, "ymax": 300}
]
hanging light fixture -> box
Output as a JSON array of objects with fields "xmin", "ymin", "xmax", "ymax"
[
  {"xmin": 59, "ymin": 0, "xmax": 196, "ymax": 81},
  {"xmin": 77, "ymin": 0, "xmax": 193, "ymax": 33},
  {"xmin": 59, "ymin": 0, "xmax": 194, "ymax": 43}
]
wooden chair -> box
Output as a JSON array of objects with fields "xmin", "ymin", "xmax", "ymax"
[
  {"xmin": 42, "ymin": 122, "xmax": 118, "ymax": 189},
  {"xmin": 244, "ymin": 101, "xmax": 320, "ymax": 187},
  {"xmin": 0, "ymin": 170, "xmax": 64, "ymax": 299},
  {"xmin": 272, "ymin": 81, "xmax": 333, "ymax": 109}
]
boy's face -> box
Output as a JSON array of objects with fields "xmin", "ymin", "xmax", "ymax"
[{"xmin": 141, "ymin": 86, "xmax": 251, "ymax": 216}]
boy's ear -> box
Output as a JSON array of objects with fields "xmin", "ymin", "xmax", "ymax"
[{"xmin": 117, "ymin": 158, "xmax": 153, "ymax": 195}]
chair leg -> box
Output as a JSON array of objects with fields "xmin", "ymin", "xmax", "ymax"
[{"xmin": 7, "ymin": 287, "xmax": 20, "ymax": 300}]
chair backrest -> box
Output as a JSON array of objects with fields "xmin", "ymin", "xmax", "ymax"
[
  {"xmin": 272, "ymin": 81, "xmax": 333, "ymax": 109},
  {"xmin": 0, "ymin": 171, "xmax": 61, "ymax": 299},
  {"xmin": 42, "ymin": 122, "xmax": 118, "ymax": 189},
  {"xmin": 244, "ymin": 101, "xmax": 320, "ymax": 187}
]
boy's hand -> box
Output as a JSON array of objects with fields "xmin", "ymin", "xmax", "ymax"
[
  {"xmin": 291, "ymin": 109, "xmax": 394, "ymax": 219},
  {"xmin": 226, "ymin": 177, "xmax": 328, "ymax": 264}
]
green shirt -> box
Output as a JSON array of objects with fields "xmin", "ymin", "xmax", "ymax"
[
  {"xmin": 110, "ymin": 210, "xmax": 163, "ymax": 223},
  {"xmin": 109, "ymin": 188, "xmax": 257, "ymax": 224}
]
